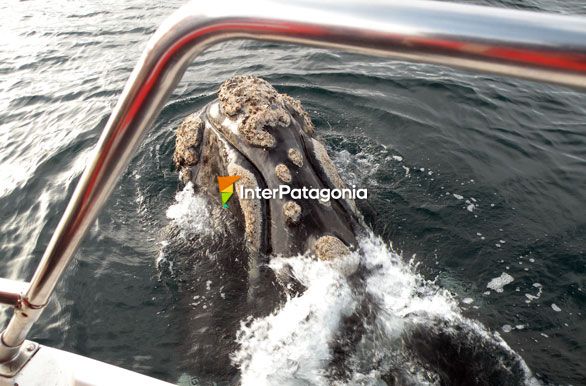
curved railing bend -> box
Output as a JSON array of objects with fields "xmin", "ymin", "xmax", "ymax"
[{"xmin": 1, "ymin": 0, "xmax": 586, "ymax": 369}]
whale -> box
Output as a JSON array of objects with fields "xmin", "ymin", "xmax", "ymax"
[
  {"xmin": 173, "ymin": 75, "xmax": 364, "ymax": 265},
  {"xmin": 171, "ymin": 76, "xmax": 535, "ymax": 386}
]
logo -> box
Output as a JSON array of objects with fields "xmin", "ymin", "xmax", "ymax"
[
  {"xmin": 217, "ymin": 175, "xmax": 367, "ymax": 208},
  {"xmin": 217, "ymin": 176, "xmax": 240, "ymax": 208}
]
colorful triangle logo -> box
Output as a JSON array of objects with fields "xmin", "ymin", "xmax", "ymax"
[{"xmin": 217, "ymin": 176, "xmax": 240, "ymax": 208}]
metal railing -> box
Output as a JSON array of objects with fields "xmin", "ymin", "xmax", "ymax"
[{"xmin": 1, "ymin": 0, "xmax": 586, "ymax": 372}]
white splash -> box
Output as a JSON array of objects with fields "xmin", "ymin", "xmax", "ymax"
[
  {"xmin": 233, "ymin": 253, "xmax": 358, "ymax": 386},
  {"xmin": 331, "ymin": 149, "xmax": 380, "ymax": 187},
  {"xmin": 487, "ymin": 273, "xmax": 515, "ymax": 293},
  {"xmin": 233, "ymin": 235, "xmax": 460, "ymax": 385},
  {"xmin": 166, "ymin": 182, "xmax": 213, "ymax": 239},
  {"xmin": 525, "ymin": 283, "xmax": 543, "ymax": 303},
  {"xmin": 156, "ymin": 240, "xmax": 173, "ymax": 275},
  {"xmin": 361, "ymin": 235, "xmax": 456, "ymax": 328},
  {"xmin": 232, "ymin": 234, "xmax": 539, "ymax": 384}
]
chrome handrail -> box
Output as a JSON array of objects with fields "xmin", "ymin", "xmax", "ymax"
[
  {"xmin": 0, "ymin": 280, "xmax": 28, "ymax": 308},
  {"xmin": 2, "ymin": 0, "xmax": 586, "ymax": 367}
]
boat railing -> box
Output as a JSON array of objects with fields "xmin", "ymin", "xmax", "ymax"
[{"xmin": 1, "ymin": 0, "xmax": 586, "ymax": 376}]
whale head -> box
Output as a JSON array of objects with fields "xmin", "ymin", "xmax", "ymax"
[{"xmin": 173, "ymin": 75, "xmax": 364, "ymax": 261}]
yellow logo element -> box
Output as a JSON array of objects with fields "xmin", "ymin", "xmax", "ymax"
[{"xmin": 217, "ymin": 176, "xmax": 240, "ymax": 208}]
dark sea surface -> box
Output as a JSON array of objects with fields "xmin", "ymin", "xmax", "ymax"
[{"xmin": 0, "ymin": 0, "xmax": 584, "ymax": 385}]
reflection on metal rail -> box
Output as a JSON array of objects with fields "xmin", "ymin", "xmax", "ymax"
[
  {"xmin": 2, "ymin": 0, "xmax": 586, "ymax": 370},
  {"xmin": 0, "ymin": 279, "xmax": 28, "ymax": 308}
]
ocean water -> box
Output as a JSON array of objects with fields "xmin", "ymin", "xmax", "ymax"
[{"xmin": 0, "ymin": 0, "xmax": 584, "ymax": 385}]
